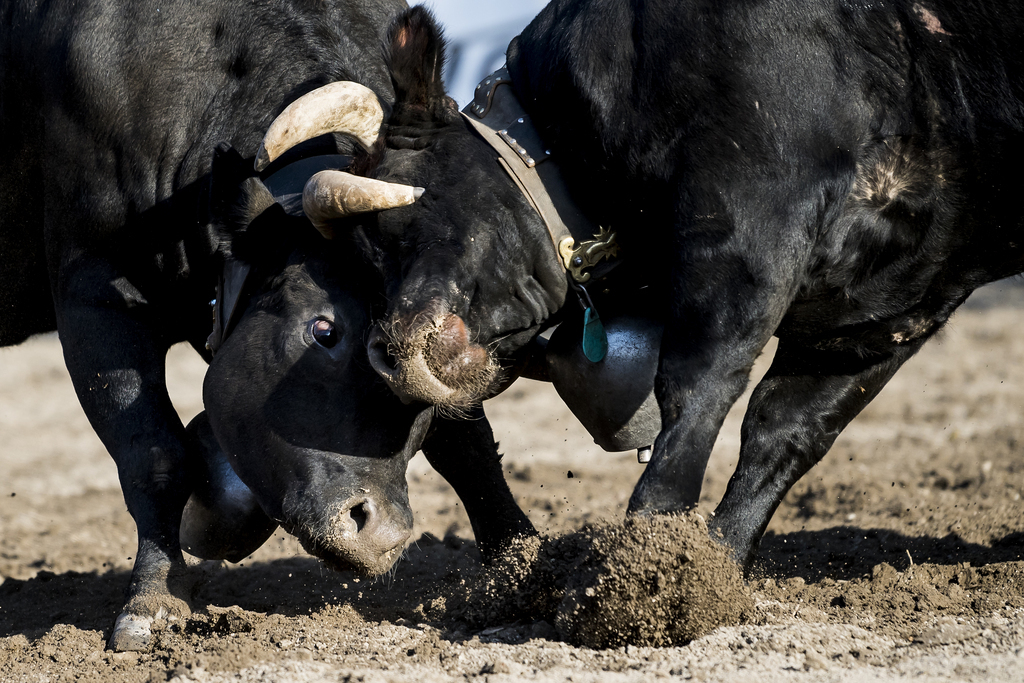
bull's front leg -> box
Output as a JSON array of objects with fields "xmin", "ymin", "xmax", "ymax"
[
  {"xmin": 708, "ymin": 338, "xmax": 922, "ymax": 570},
  {"xmin": 628, "ymin": 241, "xmax": 795, "ymax": 518},
  {"xmin": 421, "ymin": 407, "xmax": 536, "ymax": 560},
  {"xmin": 54, "ymin": 254, "xmax": 195, "ymax": 652}
]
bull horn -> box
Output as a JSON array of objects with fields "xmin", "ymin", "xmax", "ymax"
[
  {"xmin": 255, "ymin": 81, "xmax": 384, "ymax": 172},
  {"xmin": 302, "ymin": 169, "xmax": 424, "ymax": 238}
]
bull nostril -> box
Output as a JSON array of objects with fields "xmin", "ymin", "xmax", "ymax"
[
  {"xmin": 348, "ymin": 501, "xmax": 369, "ymax": 533},
  {"xmin": 367, "ymin": 330, "xmax": 398, "ymax": 373}
]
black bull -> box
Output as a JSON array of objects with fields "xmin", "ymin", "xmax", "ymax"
[
  {"xmin": 287, "ymin": 1, "xmax": 1024, "ymax": 573},
  {"xmin": 0, "ymin": 0, "xmax": 531, "ymax": 652}
]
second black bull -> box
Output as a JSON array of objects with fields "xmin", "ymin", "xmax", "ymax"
[{"xmin": 263, "ymin": 1, "xmax": 1024, "ymax": 570}]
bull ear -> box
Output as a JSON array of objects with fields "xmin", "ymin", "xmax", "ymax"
[
  {"xmin": 208, "ymin": 143, "xmax": 279, "ymax": 258},
  {"xmin": 388, "ymin": 7, "xmax": 456, "ymax": 120}
]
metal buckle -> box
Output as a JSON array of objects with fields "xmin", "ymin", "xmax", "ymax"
[{"xmin": 558, "ymin": 227, "xmax": 620, "ymax": 283}]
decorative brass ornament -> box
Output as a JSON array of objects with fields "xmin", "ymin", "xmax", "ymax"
[{"xmin": 558, "ymin": 227, "xmax": 620, "ymax": 283}]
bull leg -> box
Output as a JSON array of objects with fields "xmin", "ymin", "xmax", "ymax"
[
  {"xmin": 627, "ymin": 177, "xmax": 845, "ymax": 524},
  {"xmin": 421, "ymin": 407, "xmax": 536, "ymax": 560},
  {"xmin": 628, "ymin": 258, "xmax": 792, "ymax": 518},
  {"xmin": 53, "ymin": 257, "xmax": 194, "ymax": 652},
  {"xmin": 708, "ymin": 338, "xmax": 924, "ymax": 570}
]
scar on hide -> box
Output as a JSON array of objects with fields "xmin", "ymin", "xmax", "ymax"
[
  {"xmin": 852, "ymin": 139, "xmax": 921, "ymax": 209},
  {"xmin": 913, "ymin": 3, "xmax": 951, "ymax": 36},
  {"xmin": 892, "ymin": 317, "xmax": 934, "ymax": 344}
]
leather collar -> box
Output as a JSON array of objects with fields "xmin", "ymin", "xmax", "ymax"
[{"xmin": 461, "ymin": 68, "xmax": 620, "ymax": 285}]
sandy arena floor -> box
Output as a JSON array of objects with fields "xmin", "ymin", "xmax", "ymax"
[{"xmin": 2, "ymin": 283, "xmax": 1024, "ymax": 682}]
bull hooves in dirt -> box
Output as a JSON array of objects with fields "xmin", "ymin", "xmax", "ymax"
[
  {"xmin": 108, "ymin": 568, "xmax": 195, "ymax": 651},
  {"xmin": 108, "ymin": 613, "xmax": 157, "ymax": 652},
  {"xmin": 445, "ymin": 511, "xmax": 752, "ymax": 648}
]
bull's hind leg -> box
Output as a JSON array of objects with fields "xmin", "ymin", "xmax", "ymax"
[
  {"xmin": 421, "ymin": 407, "xmax": 536, "ymax": 560},
  {"xmin": 708, "ymin": 338, "xmax": 924, "ymax": 571},
  {"xmin": 52, "ymin": 255, "xmax": 194, "ymax": 651}
]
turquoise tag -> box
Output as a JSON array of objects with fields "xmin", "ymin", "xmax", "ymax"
[{"xmin": 582, "ymin": 307, "xmax": 608, "ymax": 362}]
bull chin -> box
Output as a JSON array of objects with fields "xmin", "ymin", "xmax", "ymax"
[{"xmin": 296, "ymin": 532, "xmax": 407, "ymax": 576}]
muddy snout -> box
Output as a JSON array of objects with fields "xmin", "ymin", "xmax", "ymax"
[
  {"xmin": 367, "ymin": 312, "xmax": 497, "ymax": 408},
  {"xmin": 302, "ymin": 493, "xmax": 413, "ymax": 576}
]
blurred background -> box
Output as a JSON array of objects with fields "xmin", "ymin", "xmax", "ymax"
[{"xmin": 413, "ymin": 0, "xmax": 549, "ymax": 107}]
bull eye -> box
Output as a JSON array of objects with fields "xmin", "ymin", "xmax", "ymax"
[{"xmin": 309, "ymin": 318, "xmax": 339, "ymax": 349}]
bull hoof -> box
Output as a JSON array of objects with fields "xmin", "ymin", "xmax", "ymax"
[
  {"xmin": 108, "ymin": 563, "xmax": 194, "ymax": 652},
  {"xmin": 108, "ymin": 613, "xmax": 156, "ymax": 652},
  {"xmin": 108, "ymin": 593, "xmax": 190, "ymax": 652}
]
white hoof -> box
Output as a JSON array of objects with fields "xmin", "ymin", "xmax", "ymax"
[{"xmin": 108, "ymin": 612, "xmax": 154, "ymax": 652}]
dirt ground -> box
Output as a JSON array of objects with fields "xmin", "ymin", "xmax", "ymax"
[{"xmin": 3, "ymin": 282, "xmax": 1024, "ymax": 682}]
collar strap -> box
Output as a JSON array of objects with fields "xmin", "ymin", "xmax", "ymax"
[
  {"xmin": 206, "ymin": 259, "xmax": 252, "ymax": 355},
  {"xmin": 461, "ymin": 68, "xmax": 619, "ymax": 284}
]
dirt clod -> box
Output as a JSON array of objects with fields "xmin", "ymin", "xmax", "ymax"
[
  {"xmin": 557, "ymin": 514, "xmax": 752, "ymax": 647},
  {"xmin": 445, "ymin": 512, "xmax": 751, "ymax": 648}
]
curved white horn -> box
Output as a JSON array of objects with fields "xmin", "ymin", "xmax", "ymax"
[
  {"xmin": 302, "ymin": 170, "xmax": 424, "ymax": 238},
  {"xmin": 255, "ymin": 81, "xmax": 384, "ymax": 172}
]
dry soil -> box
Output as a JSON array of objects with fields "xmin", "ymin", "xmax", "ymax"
[{"xmin": 3, "ymin": 283, "xmax": 1024, "ymax": 682}]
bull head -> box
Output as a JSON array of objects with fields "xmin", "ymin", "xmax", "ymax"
[
  {"xmin": 349, "ymin": 8, "xmax": 568, "ymax": 411},
  {"xmin": 254, "ymin": 80, "xmax": 423, "ymax": 238},
  {"xmin": 256, "ymin": 8, "xmax": 566, "ymax": 411},
  {"xmin": 203, "ymin": 143, "xmax": 431, "ymax": 577}
]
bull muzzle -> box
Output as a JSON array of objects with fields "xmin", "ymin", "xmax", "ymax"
[
  {"xmin": 367, "ymin": 313, "xmax": 498, "ymax": 409},
  {"xmin": 295, "ymin": 492, "xmax": 412, "ymax": 576}
]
